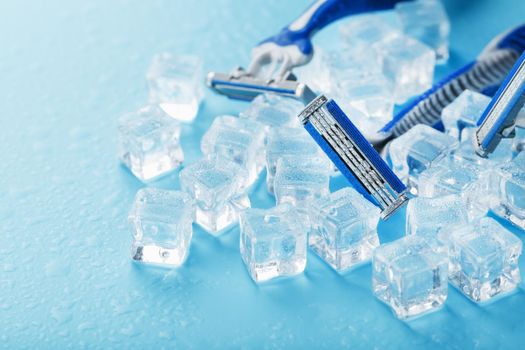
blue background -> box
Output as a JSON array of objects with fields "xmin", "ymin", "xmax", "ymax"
[{"xmin": 1, "ymin": 0, "xmax": 525, "ymax": 348}]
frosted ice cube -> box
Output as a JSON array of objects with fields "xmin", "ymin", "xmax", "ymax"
[
  {"xmin": 239, "ymin": 93, "xmax": 303, "ymax": 129},
  {"xmin": 334, "ymin": 73, "xmax": 394, "ymax": 135},
  {"xmin": 129, "ymin": 188, "xmax": 194, "ymax": 267},
  {"xmin": 448, "ymin": 217, "xmax": 522, "ymax": 303},
  {"xmin": 309, "ymin": 187, "xmax": 380, "ymax": 272},
  {"xmin": 240, "ymin": 205, "xmax": 307, "ymax": 282},
  {"xmin": 339, "ymin": 14, "xmax": 401, "ymax": 48},
  {"xmin": 265, "ymin": 127, "xmax": 324, "ymax": 194},
  {"xmin": 388, "ymin": 124, "xmax": 458, "ymax": 186},
  {"xmin": 273, "ymin": 156, "xmax": 331, "ymax": 206},
  {"xmin": 201, "ymin": 115, "xmax": 265, "ymax": 188},
  {"xmin": 147, "ymin": 53, "xmax": 203, "ymax": 122},
  {"xmin": 293, "ymin": 47, "xmax": 332, "ymax": 94},
  {"xmin": 179, "ymin": 158, "xmax": 250, "ymax": 234},
  {"xmin": 492, "ymin": 152, "xmax": 525, "ymax": 229},
  {"xmin": 441, "ymin": 90, "xmax": 491, "ymax": 141},
  {"xmin": 406, "ymin": 195, "xmax": 469, "ymax": 242},
  {"xmin": 118, "ymin": 105, "xmax": 184, "ymax": 182},
  {"xmin": 417, "ymin": 161, "xmax": 488, "ymax": 219},
  {"xmin": 374, "ymin": 35, "xmax": 435, "ymax": 104},
  {"xmin": 325, "ymin": 48, "xmax": 383, "ymax": 91},
  {"xmin": 395, "ymin": 0, "xmax": 451, "ymax": 62},
  {"xmin": 451, "ymin": 134, "xmax": 513, "ymax": 170},
  {"xmin": 373, "ymin": 235, "xmax": 448, "ymax": 319}
]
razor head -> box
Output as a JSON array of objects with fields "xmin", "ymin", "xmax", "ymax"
[
  {"xmin": 475, "ymin": 51, "xmax": 525, "ymax": 157},
  {"xmin": 206, "ymin": 67, "xmax": 316, "ymax": 104},
  {"xmin": 299, "ymin": 95, "xmax": 409, "ymax": 220}
]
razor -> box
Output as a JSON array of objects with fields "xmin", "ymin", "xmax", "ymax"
[
  {"xmin": 475, "ymin": 51, "xmax": 525, "ymax": 157},
  {"xmin": 207, "ymin": 0, "xmax": 402, "ymax": 103},
  {"xmin": 299, "ymin": 95, "xmax": 408, "ymax": 219},
  {"xmin": 206, "ymin": 69, "xmax": 316, "ymax": 104},
  {"xmin": 381, "ymin": 24, "xmax": 525, "ymax": 138}
]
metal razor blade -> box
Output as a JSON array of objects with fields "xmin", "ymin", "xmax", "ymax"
[
  {"xmin": 206, "ymin": 67, "xmax": 316, "ymax": 104},
  {"xmin": 299, "ymin": 95, "xmax": 409, "ymax": 220},
  {"xmin": 475, "ymin": 51, "xmax": 525, "ymax": 157}
]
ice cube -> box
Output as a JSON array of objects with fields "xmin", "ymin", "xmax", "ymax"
[
  {"xmin": 146, "ymin": 53, "xmax": 203, "ymax": 122},
  {"xmin": 118, "ymin": 105, "xmax": 184, "ymax": 182},
  {"xmin": 388, "ymin": 124, "xmax": 458, "ymax": 187},
  {"xmin": 201, "ymin": 115, "xmax": 266, "ymax": 188},
  {"xmin": 406, "ymin": 195, "xmax": 469, "ymax": 242},
  {"xmin": 293, "ymin": 47, "xmax": 332, "ymax": 94},
  {"xmin": 179, "ymin": 158, "xmax": 250, "ymax": 234},
  {"xmin": 239, "ymin": 94, "xmax": 304, "ymax": 129},
  {"xmin": 240, "ymin": 205, "xmax": 307, "ymax": 282},
  {"xmin": 491, "ymin": 152, "xmax": 525, "ymax": 229},
  {"xmin": 265, "ymin": 127, "xmax": 325, "ymax": 194},
  {"xmin": 374, "ymin": 35, "xmax": 436, "ymax": 104},
  {"xmin": 373, "ymin": 235, "xmax": 448, "ymax": 319},
  {"xmin": 325, "ymin": 48, "xmax": 383, "ymax": 90},
  {"xmin": 395, "ymin": 0, "xmax": 451, "ymax": 62},
  {"xmin": 129, "ymin": 188, "xmax": 194, "ymax": 267},
  {"xmin": 441, "ymin": 90, "xmax": 491, "ymax": 141},
  {"xmin": 334, "ymin": 73, "xmax": 395, "ymax": 135},
  {"xmin": 448, "ymin": 217, "xmax": 522, "ymax": 302},
  {"xmin": 339, "ymin": 14, "xmax": 401, "ymax": 48},
  {"xmin": 417, "ymin": 161, "xmax": 489, "ymax": 219},
  {"xmin": 451, "ymin": 134, "xmax": 513, "ymax": 170},
  {"xmin": 273, "ymin": 156, "xmax": 331, "ymax": 206},
  {"xmin": 309, "ymin": 187, "xmax": 380, "ymax": 272}
]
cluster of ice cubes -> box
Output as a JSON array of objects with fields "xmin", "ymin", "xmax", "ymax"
[
  {"xmin": 295, "ymin": 0, "xmax": 449, "ymax": 138},
  {"xmin": 378, "ymin": 89, "xmax": 524, "ymax": 319}
]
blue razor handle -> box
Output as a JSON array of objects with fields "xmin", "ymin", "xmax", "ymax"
[
  {"xmin": 475, "ymin": 51, "xmax": 525, "ymax": 157},
  {"xmin": 381, "ymin": 24, "xmax": 525, "ymax": 137},
  {"xmin": 299, "ymin": 95, "xmax": 408, "ymax": 220},
  {"xmin": 208, "ymin": 0, "xmax": 401, "ymax": 102}
]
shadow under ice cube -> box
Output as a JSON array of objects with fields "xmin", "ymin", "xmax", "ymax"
[
  {"xmin": 179, "ymin": 158, "xmax": 250, "ymax": 234},
  {"xmin": 129, "ymin": 188, "xmax": 194, "ymax": 267},
  {"xmin": 309, "ymin": 188, "xmax": 380, "ymax": 272},
  {"xmin": 373, "ymin": 235, "xmax": 448, "ymax": 319},
  {"xmin": 448, "ymin": 217, "xmax": 522, "ymax": 303},
  {"xmin": 240, "ymin": 205, "xmax": 307, "ymax": 283},
  {"xmin": 118, "ymin": 105, "xmax": 184, "ymax": 182}
]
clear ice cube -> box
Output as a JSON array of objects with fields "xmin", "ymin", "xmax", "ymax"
[
  {"xmin": 147, "ymin": 53, "xmax": 203, "ymax": 122},
  {"xmin": 179, "ymin": 158, "xmax": 250, "ymax": 234},
  {"xmin": 450, "ymin": 133, "xmax": 513, "ymax": 170},
  {"xmin": 388, "ymin": 124, "xmax": 458, "ymax": 187},
  {"xmin": 492, "ymin": 152, "xmax": 525, "ymax": 229},
  {"xmin": 239, "ymin": 93, "xmax": 304, "ymax": 129},
  {"xmin": 441, "ymin": 90, "xmax": 491, "ymax": 141},
  {"xmin": 118, "ymin": 105, "xmax": 184, "ymax": 182},
  {"xmin": 240, "ymin": 205, "xmax": 307, "ymax": 282},
  {"xmin": 339, "ymin": 14, "xmax": 401, "ymax": 48},
  {"xmin": 374, "ymin": 35, "xmax": 436, "ymax": 104},
  {"xmin": 273, "ymin": 156, "xmax": 331, "ymax": 206},
  {"xmin": 395, "ymin": 0, "xmax": 451, "ymax": 62},
  {"xmin": 309, "ymin": 187, "xmax": 380, "ymax": 272},
  {"xmin": 293, "ymin": 47, "xmax": 332, "ymax": 94},
  {"xmin": 417, "ymin": 160, "xmax": 488, "ymax": 219},
  {"xmin": 334, "ymin": 73, "xmax": 395, "ymax": 137},
  {"xmin": 406, "ymin": 195, "xmax": 469, "ymax": 242},
  {"xmin": 325, "ymin": 48, "xmax": 383, "ymax": 90},
  {"xmin": 201, "ymin": 115, "xmax": 266, "ymax": 188},
  {"xmin": 373, "ymin": 235, "xmax": 448, "ymax": 319},
  {"xmin": 265, "ymin": 126, "xmax": 324, "ymax": 194},
  {"xmin": 448, "ymin": 217, "xmax": 522, "ymax": 303},
  {"xmin": 129, "ymin": 188, "xmax": 194, "ymax": 267}
]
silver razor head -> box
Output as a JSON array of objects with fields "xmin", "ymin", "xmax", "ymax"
[
  {"xmin": 206, "ymin": 68, "xmax": 316, "ymax": 104},
  {"xmin": 475, "ymin": 51, "xmax": 525, "ymax": 157},
  {"xmin": 299, "ymin": 95, "xmax": 409, "ymax": 220}
]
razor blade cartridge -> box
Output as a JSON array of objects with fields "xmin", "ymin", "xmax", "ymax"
[
  {"xmin": 475, "ymin": 51, "xmax": 525, "ymax": 157},
  {"xmin": 299, "ymin": 95, "xmax": 408, "ymax": 219},
  {"xmin": 206, "ymin": 68, "xmax": 316, "ymax": 103}
]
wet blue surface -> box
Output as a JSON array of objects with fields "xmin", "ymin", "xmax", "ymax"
[{"xmin": 1, "ymin": 0, "xmax": 525, "ymax": 348}]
